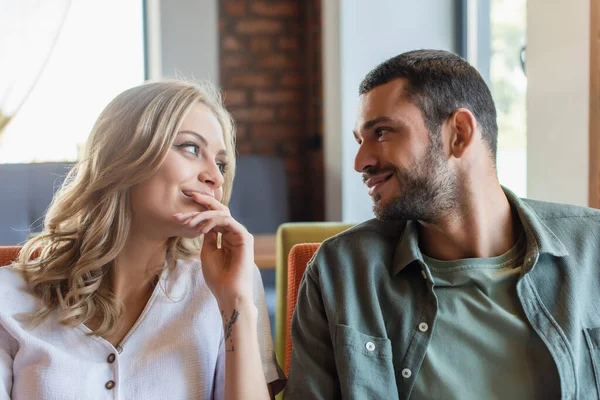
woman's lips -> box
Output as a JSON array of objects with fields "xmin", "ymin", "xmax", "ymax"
[
  {"xmin": 181, "ymin": 190, "xmax": 213, "ymax": 198},
  {"xmin": 181, "ymin": 190, "xmax": 211, "ymax": 210}
]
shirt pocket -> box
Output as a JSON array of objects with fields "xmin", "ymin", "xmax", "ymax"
[
  {"xmin": 584, "ymin": 327, "xmax": 600, "ymax": 397},
  {"xmin": 333, "ymin": 324, "xmax": 399, "ymax": 400}
]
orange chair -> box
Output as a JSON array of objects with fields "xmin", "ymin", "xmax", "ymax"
[
  {"xmin": 0, "ymin": 246, "xmax": 23, "ymax": 266},
  {"xmin": 284, "ymin": 242, "xmax": 320, "ymax": 376}
]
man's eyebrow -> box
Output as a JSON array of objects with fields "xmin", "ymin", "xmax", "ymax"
[
  {"xmin": 353, "ymin": 116, "xmax": 400, "ymax": 140},
  {"xmin": 178, "ymin": 130, "xmax": 227, "ymax": 156},
  {"xmin": 361, "ymin": 116, "xmax": 394, "ymax": 131}
]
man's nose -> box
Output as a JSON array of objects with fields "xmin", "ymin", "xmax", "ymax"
[{"xmin": 354, "ymin": 142, "xmax": 378, "ymax": 173}]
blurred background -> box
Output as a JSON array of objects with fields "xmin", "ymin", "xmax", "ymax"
[{"xmin": 1, "ymin": 0, "xmax": 598, "ymax": 357}]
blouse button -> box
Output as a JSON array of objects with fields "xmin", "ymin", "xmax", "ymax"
[
  {"xmin": 105, "ymin": 380, "xmax": 115, "ymax": 390},
  {"xmin": 107, "ymin": 353, "xmax": 116, "ymax": 363}
]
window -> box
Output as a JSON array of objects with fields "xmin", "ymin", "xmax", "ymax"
[
  {"xmin": 0, "ymin": 0, "xmax": 145, "ymax": 163},
  {"xmin": 490, "ymin": 0, "xmax": 527, "ymax": 196}
]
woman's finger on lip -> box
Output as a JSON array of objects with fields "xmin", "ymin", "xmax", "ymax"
[{"xmin": 190, "ymin": 192, "xmax": 225, "ymax": 209}]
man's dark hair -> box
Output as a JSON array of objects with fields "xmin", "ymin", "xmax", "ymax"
[{"xmin": 359, "ymin": 49, "xmax": 498, "ymax": 162}]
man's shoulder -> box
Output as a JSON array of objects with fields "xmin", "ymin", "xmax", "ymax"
[
  {"xmin": 522, "ymin": 197, "xmax": 600, "ymax": 221},
  {"xmin": 307, "ymin": 218, "xmax": 407, "ymax": 275},
  {"xmin": 319, "ymin": 218, "xmax": 406, "ymax": 247},
  {"xmin": 520, "ymin": 198, "xmax": 600, "ymax": 253}
]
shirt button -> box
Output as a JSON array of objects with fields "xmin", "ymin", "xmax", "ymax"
[
  {"xmin": 365, "ymin": 341, "xmax": 376, "ymax": 352},
  {"xmin": 107, "ymin": 353, "xmax": 116, "ymax": 363},
  {"xmin": 401, "ymin": 368, "xmax": 412, "ymax": 379},
  {"xmin": 418, "ymin": 322, "xmax": 429, "ymax": 332},
  {"xmin": 116, "ymin": 345, "xmax": 123, "ymax": 354},
  {"xmin": 105, "ymin": 380, "xmax": 115, "ymax": 390},
  {"xmin": 421, "ymin": 270, "xmax": 428, "ymax": 280}
]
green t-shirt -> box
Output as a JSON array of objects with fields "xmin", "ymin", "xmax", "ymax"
[{"xmin": 412, "ymin": 236, "xmax": 560, "ymax": 399}]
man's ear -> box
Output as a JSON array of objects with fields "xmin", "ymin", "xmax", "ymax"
[{"xmin": 447, "ymin": 108, "xmax": 478, "ymax": 159}]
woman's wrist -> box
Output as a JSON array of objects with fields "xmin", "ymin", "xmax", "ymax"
[
  {"xmin": 218, "ymin": 296, "xmax": 258, "ymax": 353},
  {"xmin": 217, "ymin": 295, "xmax": 258, "ymax": 322}
]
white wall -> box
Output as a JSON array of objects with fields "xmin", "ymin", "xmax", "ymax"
[
  {"xmin": 527, "ymin": 0, "xmax": 590, "ymax": 206},
  {"xmin": 324, "ymin": 0, "xmax": 459, "ymax": 222},
  {"xmin": 146, "ymin": 0, "xmax": 219, "ymax": 83},
  {"xmin": 322, "ymin": 0, "xmax": 343, "ymax": 221}
]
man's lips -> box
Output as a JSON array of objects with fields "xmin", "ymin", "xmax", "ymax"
[
  {"xmin": 365, "ymin": 172, "xmax": 393, "ymax": 195},
  {"xmin": 365, "ymin": 172, "xmax": 393, "ymax": 188}
]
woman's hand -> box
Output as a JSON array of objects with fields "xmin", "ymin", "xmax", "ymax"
[
  {"xmin": 173, "ymin": 193, "xmax": 255, "ymax": 306},
  {"xmin": 174, "ymin": 194, "xmax": 270, "ymax": 400}
]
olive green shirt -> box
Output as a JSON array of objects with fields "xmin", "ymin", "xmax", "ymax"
[
  {"xmin": 412, "ymin": 235, "xmax": 559, "ymax": 399},
  {"xmin": 285, "ymin": 189, "xmax": 600, "ymax": 399}
]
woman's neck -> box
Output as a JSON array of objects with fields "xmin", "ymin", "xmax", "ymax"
[{"xmin": 112, "ymin": 229, "xmax": 168, "ymax": 299}]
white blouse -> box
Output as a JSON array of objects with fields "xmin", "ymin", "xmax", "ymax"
[{"xmin": 0, "ymin": 260, "xmax": 285, "ymax": 399}]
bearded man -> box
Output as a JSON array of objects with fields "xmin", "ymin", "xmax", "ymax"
[{"xmin": 284, "ymin": 49, "xmax": 600, "ymax": 400}]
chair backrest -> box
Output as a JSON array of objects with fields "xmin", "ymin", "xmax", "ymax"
[
  {"xmin": 274, "ymin": 222, "xmax": 354, "ymax": 369},
  {"xmin": 284, "ymin": 243, "xmax": 320, "ymax": 376},
  {"xmin": 0, "ymin": 162, "xmax": 71, "ymax": 245},
  {"xmin": 0, "ymin": 246, "xmax": 22, "ymax": 266}
]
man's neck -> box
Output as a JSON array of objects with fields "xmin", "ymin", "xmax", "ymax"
[{"xmin": 417, "ymin": 181, "xmax": 522, "ymax": 261}]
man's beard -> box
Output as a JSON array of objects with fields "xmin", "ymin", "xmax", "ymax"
[{"xmin": 371, "ymin": 140, "xmax": 458, "ymax": 223}]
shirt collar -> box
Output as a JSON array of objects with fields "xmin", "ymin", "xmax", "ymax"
[
  {"xmin": 503, "ymin": 187, "xmax": 568, "ymax": 258},
  {"xmin": 391, "ymin": 220, "xmax": 422, "ymax": 276},
  {"xmin": 390, "ymin": 186, "xmax": 568, "ymax": 276}
]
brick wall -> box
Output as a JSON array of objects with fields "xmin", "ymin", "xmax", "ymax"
[{"xmin": 219, "ymin": 0, "xmax": 324, "ymax": 223}]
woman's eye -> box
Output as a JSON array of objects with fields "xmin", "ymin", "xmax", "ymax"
[
  {"xmin": 184, "ymin": 145, "xmax": 199, "ymax": 155},
  {"xmin": 217, "ymin": 162, "xmax": 228, "ymax": 174},
  {"xmin": 176, "ymin": 142, "xmax": 200, "ymax": 155}
]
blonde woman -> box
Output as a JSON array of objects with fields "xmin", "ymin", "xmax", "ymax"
[{"xmin": 0, "ymin": 81, "xmax": 285, "ymax": 399}]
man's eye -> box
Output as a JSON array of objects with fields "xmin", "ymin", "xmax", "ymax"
[{"xmin": 375, "ymin": 128, "xmax": 388, "ymax": 138}]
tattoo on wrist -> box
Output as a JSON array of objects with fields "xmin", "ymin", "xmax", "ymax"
[{"xmin": 222, "ymin": 309, "xmax": 240, "ymax": 352}]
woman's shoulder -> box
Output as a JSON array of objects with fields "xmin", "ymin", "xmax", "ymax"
[
  {"xmin": 0, "ymin": 266, "xmax": 39, "ymax": 315},
  {"xmin": 0, "ymin": 265, "xmax": 29, "ymax": 293}
]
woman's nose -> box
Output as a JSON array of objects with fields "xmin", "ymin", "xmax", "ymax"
[{"xmin": 198, "ymin": 163, "xmax": 224, "ymax": 189}]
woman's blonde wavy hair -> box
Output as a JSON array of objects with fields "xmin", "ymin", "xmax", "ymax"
[{"xmin": 14, "ymin": 80, "xmax": 236, "ymax": 336}]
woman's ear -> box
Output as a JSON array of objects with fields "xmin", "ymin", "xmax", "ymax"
[{"xmin": 447, "ymin": 108, "xmax": 478, "ymax": 159}]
